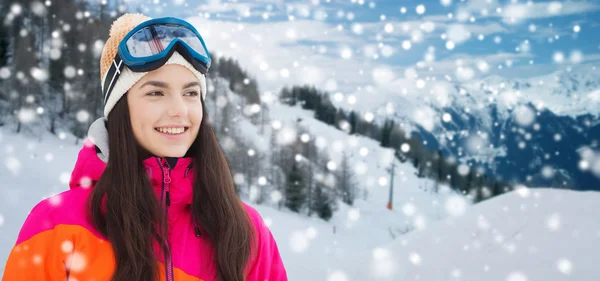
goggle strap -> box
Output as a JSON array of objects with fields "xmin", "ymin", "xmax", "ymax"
[{"xmin": 103, "ymin": 55, "xmax": 125, "ymax": 106}]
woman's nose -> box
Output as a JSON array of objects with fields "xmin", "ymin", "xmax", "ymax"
[{"xmin": 168, "ymin": 95, "xmax": 188, "ymax": 117}]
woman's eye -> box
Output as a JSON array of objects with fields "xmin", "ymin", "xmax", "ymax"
[
  {"xmin": 185, "ymin": 91, "xmax": 199, "ymax": 96},
  {"xmin": 147, "ymin": 91, "xmax": 163, "ymax": 96}
]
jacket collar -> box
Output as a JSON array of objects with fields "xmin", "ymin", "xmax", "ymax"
[{"xmin": 69, "ymin": 118, "xmax": 195, "ymax": 210}]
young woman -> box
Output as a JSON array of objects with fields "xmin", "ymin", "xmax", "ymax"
[{"xmin": 2, "ymin": 14, "xmax": 288, "ymax": 281}]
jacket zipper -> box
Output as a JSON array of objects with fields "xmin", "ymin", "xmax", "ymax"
[{"xmin": 158, "ymin": 158, "xmax": 175, "ymax": 281}]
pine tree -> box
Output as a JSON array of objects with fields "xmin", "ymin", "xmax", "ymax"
[
  {"xmin": 0, "ymin": 20, "xmax": 8, "ymax": 67},
  {"xmin": 313, "ymin": 182, "xmax": 333, "ymax": 221},
  {"xmin": 284, "ymin": 162, "xmax": 306, "ymax": 213},
  {"xmin": 348, "ymin": 111, "xmax": 357, "ymax": 135},
  {"xmin": 338, "ymin": 152, "xmax": 357, "ymax": 205}
]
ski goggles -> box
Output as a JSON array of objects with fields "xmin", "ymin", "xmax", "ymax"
[{"xmin": 102, "ymin": 17, "xmax": 211, "ymax": 105}]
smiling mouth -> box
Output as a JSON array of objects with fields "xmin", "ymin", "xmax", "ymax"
[{"xmin": 154, "ymin": 127, "xmax": 189, "ymax": 135}]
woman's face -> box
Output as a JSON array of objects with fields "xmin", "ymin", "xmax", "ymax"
[{"xmin": 127, "ymin": 64, "xmax": 203, "ymax": 158}]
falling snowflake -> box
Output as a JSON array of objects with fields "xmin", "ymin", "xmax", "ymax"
[
  {"xmin": 61, "ymin": 240, "xmax": 74, "ymax": 253},
  {"xmin": 0, "ymin": 67, "xmax": 10, "ymax": 79},
  {"xmin": 327, "ymin": 160, "xmax": 337, "ymax": 171},
  {"xmin": 352, "ymin": 23, "xmax": 363, "ymax": 34},
  {"xmin": 32, "ymin": 254, "xmax": 43, "ymax": 264},
  {"xmin": 409, "ymin": 252, "xmax": 422, "ymax": 265},
  {"xmin": 270, "ymin": 190, "xmax": 282, "ymax": 203},
  {"xmin": 233, "ymin": 173, "xmax": 245, "ymax": 185},
  {"xmin": 79, "ymin": 176, "xmax": 92, "ymax": 188},
  {"xmin": 304, "ymin": 227, "xmax": 318, "ymax": 240},
  {"xmin": 30, "ymin": 67, "xmax": 48, "ymax": 81},
  {"xmin": 65, "ymin": 251, "xmax": 87, "ymax": 272},
  {"xmin": 76, "ymin": 110, "xmax": 90, "ymax": 123},
  {"xmin": 553, "ymin": 52, "xmax": 565, "ymax": 63},
  {"xmin": 547, "ymin": 2, "xmax": 562, "ymax": 14},
  {"xmin": 402, "ymin": 203, "xmax": 416, "ymax": 216},
  {"xmin": 506, "ymin": 271, "xmax": 528, "ymax": 281},
  {"xmin": 401, "ymin": 143, "xmax": 410, "ymax": 153},
  {"xmin": 10, "ymin": 3, "xmax": 22, "ymax": 15},
  {"xmin": 378, "ymin": 176, "xmax": 388, "ymax": 186},
  {"xmin": 447, "ymin": 24, "xmax": 471, "ymax": 44},
  {"xmin": 289, "ymin": 231, "xmax": 309, "ymax": 252},
  {"xmin": 441, "ymin": 0, "xmax": 452, "ymax": 7},
  {"xmin": 570, "ymin": 50, "xmax": 583, "ymax": 64},
  {"xmin": 515, "ymin": 185, "xmax": 530, "ymax": 197},
  {"xmin": 457, "ymin": 164, "xmax": 470, "ymax": 176},
  {"xmin": 50, "ymin": 48, "xmax": 61, "ymax": 60},
  {"xmin": 556, "ymin": 258, "xmax": 573, "ymax": 275},
  {"xmin": 445, "ymin": 195, "xmax": 467, "ymax": 217},
  {"xmin": 541, "ymin": 166, "xmax": 555, "ymax": 178},
  {"xmin": 328, "ymin": 270, "xmax": 348, "ymax": 281},
  {"xmin": 340, "ymin": 47, "xmax": 352, "ymax": 59},
  {"xmin": 384, "ymin": 23, "xmax": 394, "ymax": 33},
  {"xmin": 18, "ymin": 108, "xmax": 37, "ymax": 123},
  {"xmin": 371, "ymin": 247, "xmax": 395, "ymax": 277},
  {"xmin": 64, "ymin": 66, "xmax": 77, "ymax": 78},
  {"xmin": 44, "ymin": 152, "xmax": 54, "ymax": 162},
  {"xmin": 442, "ymin": 113, "xmax": 452, "ymax": 122},
  {"xmin": 59, "ymin": 172, "xmax": 71, "ymax": 185},
  {"xmin": 347, "ymin": 208, "xmax": 360, "ymax": 221},
  {"xmin": 5, "ymin": 157, "xmax": 21, "ymax": 175},
  {"xmin": 513, "ymin": 105, "xmax": 535, "ymax": 127},
  {"xmin": 477, "ymin": 215, "xmax": 491, "ymax": 230},
  {"xmin": 413, "ymin": 107, "xmax": 439, "ymax": 131},
  {"xmin": 547, "ymin": 213, "xmax": 561, "ymax": 231},
  {"xmin": 276, "ymin": 127, "xmax": 297, "ymax": 145},
  {"xmin": 48, "ymin": 194, "xmax": 63, "ymax": 206}
]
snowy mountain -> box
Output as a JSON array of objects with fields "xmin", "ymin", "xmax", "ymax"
[{"xmin": 346, "ymin": 64, "xmax": 600, "ymax": 191}]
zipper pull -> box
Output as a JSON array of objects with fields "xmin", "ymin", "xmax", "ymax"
[
  {"xmin": 194, "ymin": 226, "xmax": 201, "ymax": 237},
  {"xmin": 162, "ymin": 162, "xmax": 171, "ymax": 184},
  {"xmin": 166, "ymin": 191, "xmax": 171, "ymax": 207}
]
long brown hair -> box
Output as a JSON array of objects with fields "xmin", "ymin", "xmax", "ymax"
[{"xmin": 88, "ymin": 92, "xmax": 255, "ymax": 281}]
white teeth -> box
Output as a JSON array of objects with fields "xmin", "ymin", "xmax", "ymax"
[{"xmin": 156, "ymin": 127, "xmax": 185, "ymax": 134}]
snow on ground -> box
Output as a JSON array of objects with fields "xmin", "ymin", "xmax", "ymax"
[
  {"xmin": 342, "ymin": 188, "xmax": 600, "ymax": 281},
  {"xmin": 0, "ymin": 126, "xmax": 81, "ymax": 274},
  {"xmin": 2, "ymin": 107, "xmax": 599, "ymax": 280},
  {"xmin": 0, "ymin": 104, "xmax": 462, "ymax": 279}
]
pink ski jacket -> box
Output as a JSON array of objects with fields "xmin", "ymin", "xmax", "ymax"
[{"xmin": 2, "ymin": 118, "xmax": 288, "ymax": 281}]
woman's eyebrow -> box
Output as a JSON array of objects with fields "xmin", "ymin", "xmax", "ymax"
[
  {"xmin": 138, "ymin": 81, "xmax": 200, "ymax": 90},
  {"xmin": 183, "ymin": 81, "xmax": 200, "ymax": 89},
  {"xmin": 139, "ymin": 80, "xmax": 168, "ymax": 89}
]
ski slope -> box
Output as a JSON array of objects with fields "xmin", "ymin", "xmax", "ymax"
[{"xmin": 2, "ymin": 109, "xmax": 599, "ymax": 280}]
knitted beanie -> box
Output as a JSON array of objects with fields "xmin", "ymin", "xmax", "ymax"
[{"xmin": 99, "ymin": 13, "xmax": 207, "ymax": 119}]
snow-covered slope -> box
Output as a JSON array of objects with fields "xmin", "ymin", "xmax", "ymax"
[
  {"xmin": 0, "ymin": 85, "xmax": 463, "ymax": 278},
  {"xmin": 342, "ymin": 188, "xmax": 600, "ymax": 281},
  {"xmin": 2, "ymin": 108, "xmax": 600, "ymax": 281}
]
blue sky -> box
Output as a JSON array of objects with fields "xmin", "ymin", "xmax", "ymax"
[{"xmin": 125, "ymin": 0, "xmax": 600, "ymax": 98}]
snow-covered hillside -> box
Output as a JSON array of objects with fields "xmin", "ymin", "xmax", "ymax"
[
  {"xmin": 342, "ymin": 188, "xmax": 600, "ymax": 281},
  {"xmin": 1, "ymin": 100, "xmax": 600, "ymax": 280},
  {"xmin": 0, "ymin": 87, "xmax": 463, "ymax": 278}
]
